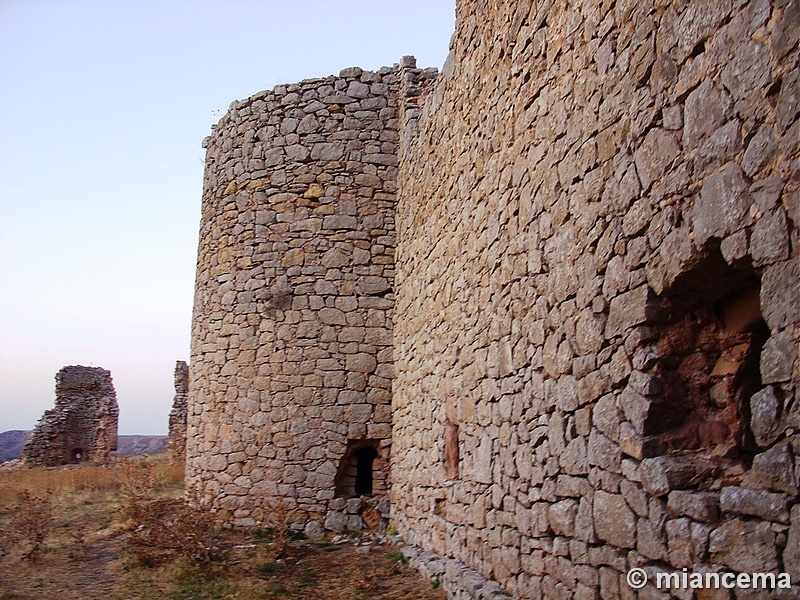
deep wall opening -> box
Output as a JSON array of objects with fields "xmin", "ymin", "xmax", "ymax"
[
  {"xmin": 335, "ymin": 440, "xmax": 383, "ymax": 499},
  {"xmin": 646, "ymin": 248, "xmax": 768, "ymax": 460},
  {"xmin": 354, "ymin": 447, "xmax": 378, "ymax": 495},
  {"xmin": 444, "ymin": 423, "xmax": 460, "ymax": 479},
  {"xmin": 71, "ymin": 447, "xmax": 85, "ymax": 463}
]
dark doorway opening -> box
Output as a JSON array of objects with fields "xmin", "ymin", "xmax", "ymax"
[
  {"xmin": 334, "ymin": 440, "xmax": 384, "ymax": 498},
  {"xmin": 354, "ymin": 446, "xmax": 378, "ymax": 496}
]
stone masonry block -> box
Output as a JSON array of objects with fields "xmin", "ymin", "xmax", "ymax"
[
  {"xmin": 605, "ymin": 286, "xmax": 662, "ymax": 338},
  {"xmin": 760, "ymin": 330, "xmax": 795, "ymax": 384},
  {"xmin": 786, "ymin": 504, "xmax": 800, "ymax": 581},
  {"xmin": 640, "ymin": 457, "xmax": 718, "ymax": 497},
  {"xmin": 666, "ymin": 491, "xmax": 719, "ymax": 523},
  {"xmin": 693, "ymin": 162, "xmax": 751, "ymax": 247},
  {"xmin": 593, "ymin": 491, "xmax": 636, "ymax": 549},
  {"xmin": 749, "ymin": 386, "xmax": 783, "ymax": 447},
  {"xmin": 751, "ymin": 208, "xmax": 789, "ymax": 267},
  {"xmin": 719, "ymin": 486, "xmax": 789, "ymax": 523},
  {"xmin": 709, "ymin": 519, "xmax": 779, "ymax": 573},
  {"xmin": 761, "ymin": 258, "xmax": 800, "ymax": 330}
]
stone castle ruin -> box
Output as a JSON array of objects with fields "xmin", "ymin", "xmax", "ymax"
[
  {"xmin": 188, "ymin": 0, "xmax": 799, "ymax": 597},
  {"xmin": 168, "ymin": 360, "xmax": 189, "ymax": 463},
  {"xmin": 21, "ymin": 366, "xmax": 118, "ymax": 467},
  {"xmin": 188, "ymin": 61, "xmax": 420, "ymax": 533}
]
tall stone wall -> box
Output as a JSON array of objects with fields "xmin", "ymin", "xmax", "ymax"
[
  {"xmin": 394, "ymin": 1, "xmax": 799, "ymax": 598},
  {"xmin": 168, "ymin": 360, "xmax": 189, "ymax": 463},
  {"xmin": 21, "ymin": 366, "xmax": 119, "ymax": 467},
  {"xmin": 188, "ymin": 66, "xmax": 404, "ymax": 531}
]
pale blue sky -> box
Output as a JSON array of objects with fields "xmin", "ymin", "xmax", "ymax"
[{"xmin": 0, "ymin": 0, "xmax": 454, "ymax": 434}]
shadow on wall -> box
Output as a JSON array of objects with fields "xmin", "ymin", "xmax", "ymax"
[{"xmin": 640, "ymin": 244, "xmax": 769, "ymax": 461}]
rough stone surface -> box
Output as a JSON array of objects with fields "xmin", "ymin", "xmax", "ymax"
[
  {"xmin": 719, "ymin": 486, "xmax": 789, "ymax": 522},
  {"xmin": 744, "ymin": 442, "xmax": 798, "ymax": 495},
  {"xmin": 187, "ymin": 1, "xmax": 800, "ymax": 598},
  {"xmin": 594, "ymin": 491, "xmax": 636, "ymax": 549},
  {"xmin": 187, "ymin": 65, "xmax": 407, "ymax": 530},
  {"xmin": 667, "ymin": 491, "xmax": 719, "ymax": 523},
  {"xmin": 168, "ymin": 360, "xmax": 188, "ymax": 462},
  {"xmin": 403, "ymin": 545, "xmax": 513, "ymax": 600},
  {"xmin": 709, "ymin": 519, "xmax": 779, "ymax": 573},
  {"xmin": 786, "ymin": 504, "xmax": 800, "ymax": 581},
  {"xmin": 760, "ymin": 330, "xmax": 795, "ymax": 383},
  {"xmin": 750, "ymin": 386, "xmax": 783, "ymax": 447},
  {"xmin": 21, "ymin": 366, "xmax": 118, "ymax": 467},
  {"xmin": 390, "ymin": 1, "xmax": 799, "ymax": 598}
]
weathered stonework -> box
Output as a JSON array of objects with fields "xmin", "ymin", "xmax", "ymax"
[
  {"xmin": 168, "ymin": 360, "xmax": 189, "ymax": 463},
  {"xmin": 392, "ymin": 1, "xmax": 800, "ymax": 598},
  {"xmin": 21, "ymin": 366, "xmax": 118, "ymax": 467},
  {"xmin": 188, "ymin": 65, "xmax": 412, "ymax": 532},
  {"xmin": 190, "ymin": 1, "xmax": 800, "ymax": 597}
]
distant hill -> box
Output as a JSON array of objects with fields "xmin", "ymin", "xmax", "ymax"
[
  {"xmin": 115, "ymin": 435, "xmax": 168, "ymax": 457},
  {"xmin": 0, "ymin": 430, "xmax": 30, "ymax": 462},
  {"xmin": 0, "ymin": 430, "xmax": 167, "ymax": 462}
]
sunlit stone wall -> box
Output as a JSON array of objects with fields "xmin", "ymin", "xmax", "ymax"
[
  {"xmin": 188, "ymin": 65, "xmax": 405, "ymax": 532},
  {"xmin": 393, "ymin": 1, "xmax": 800, "ymax": 597}
]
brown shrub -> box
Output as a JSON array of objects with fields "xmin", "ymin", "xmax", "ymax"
[
  {"xmin": 123, "ymin": 486, "xmax": 226, "ymax": 567},
  {"xmin": 4, "ymin": 490, "xmax": 56, "ymax": 560}
]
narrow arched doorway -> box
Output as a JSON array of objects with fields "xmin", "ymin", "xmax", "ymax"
[{"xmin": 334, "ymin": 441, "xmax": 384, "ymax": 498}]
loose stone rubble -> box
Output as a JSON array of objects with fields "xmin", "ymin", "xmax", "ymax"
[
  {"xmin": 168, "ymin": 360, "xmax": 189, "ymax": 462},
  {"xmin": 189, "ymin": 1, "xmax": 800, "ymax": 598},
  {"xmin": 21, "ymin": 366, "xmax": 118, "ymax": 467}
]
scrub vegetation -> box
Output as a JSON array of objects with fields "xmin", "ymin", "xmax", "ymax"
[{"xmin": 0, "ymin": 457, "xmax": 443, "ymax": 600}]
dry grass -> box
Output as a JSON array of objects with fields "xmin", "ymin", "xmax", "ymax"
[
  {"xmin": 0, "ymin": 457, "xmax": 183, "ymax": 504},
  {"xmin": 121, "ymin": 533, "xmax": 446, "ymax": 600},
  {"xmin": 0, "ymin": 458, "xmax": 444, "ymax": 600}
]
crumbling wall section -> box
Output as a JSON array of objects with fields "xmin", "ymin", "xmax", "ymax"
[
  {"xmin": 394, "ymin": 1, "xmax": 799, "ymax": 598},
  {"xmin": 21, "ymin": 366, "xmax": 119, "ymax": 467},
  {"xmin": 188, "ymin": 66, "xmax": 403, "ymax": 532},
  {"xmin": 168, "ymin": 360, "xmax": 189, "ymax": 463}
]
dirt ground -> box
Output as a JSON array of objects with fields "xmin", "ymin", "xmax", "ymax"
[{"xmin": 0, "ymin": 460, "xmax": 445, "ymax": 600}]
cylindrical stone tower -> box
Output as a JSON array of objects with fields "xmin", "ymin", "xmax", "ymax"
[{"xmin": 188, "ymin": 65, "xmax": 403, "ymax": 532}]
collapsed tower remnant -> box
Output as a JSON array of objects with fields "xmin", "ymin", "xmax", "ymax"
[
  {"xmin": 21, "ymin": 366, "xmax": 118, "ymax": 467},
  {"xmin": 168, "ymin": 360, "xmax": 189, "ymax": 463}
]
